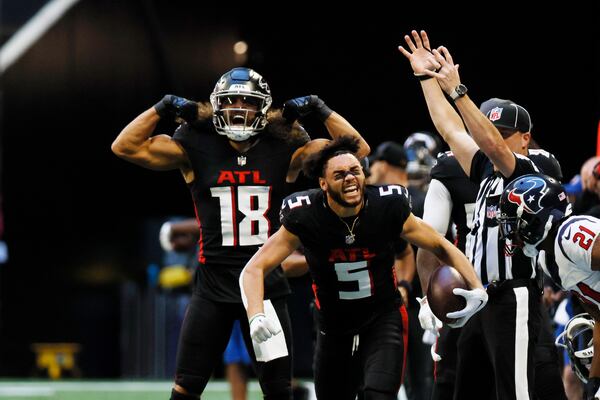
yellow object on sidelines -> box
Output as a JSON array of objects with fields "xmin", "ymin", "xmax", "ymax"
[
  {"xmin": 31, "ymin": 342, "xmax": 80, "ymax": 379},
  {"xmin": 159, "ymin": 265, "xmax": 193, "ymax": 289}
]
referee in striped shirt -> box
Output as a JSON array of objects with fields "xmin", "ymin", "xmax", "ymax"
[{"xmin": 400, "ymin": 30, "xmax": 550, "ymax": 400}]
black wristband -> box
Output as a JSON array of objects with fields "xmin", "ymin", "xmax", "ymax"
[
  {"xmin": 417, "ymin": 74, "xmax": 433, "ymax": 81},
  {"xmin": 315, "ymin": 103, "xmax": 333, "ymax": 122},
  {"xmin": 397, "ymin": 280, "xmax": 412, "ymax": 293}
]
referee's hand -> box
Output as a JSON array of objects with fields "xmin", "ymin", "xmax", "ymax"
[
  {"xmin": 446, "ymin": 288, "xmax": 488, "ymax": 328},
  {"xmin": 249, "ymin": 313, "xmax": 281, "ymax": 343}
]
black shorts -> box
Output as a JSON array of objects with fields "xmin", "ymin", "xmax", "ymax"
[
  {"xmin": 314, "ymin": 304, "xmax": 408, "ymax": 400},
  {"xmin": 175, "ymin": 293, "xmax": 292, "ymax": 398}
]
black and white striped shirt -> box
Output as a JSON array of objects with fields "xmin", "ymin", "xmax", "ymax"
[{"xmin": 465, "ymin": 150, "xmax": 540, "ymax": 284}]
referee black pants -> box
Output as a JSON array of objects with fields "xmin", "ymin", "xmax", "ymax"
[
  {"xmin": 454, "ymin": 280, "xmax": 542, "ymax": 400},
  {"xmin": 174, "ymin": 293, "xmax": 292, "ymax": 399}
]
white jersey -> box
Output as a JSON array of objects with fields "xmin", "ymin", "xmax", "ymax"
[{"xmin": 539, "ymin": 215, "xmax": 600, "ymax": 309}]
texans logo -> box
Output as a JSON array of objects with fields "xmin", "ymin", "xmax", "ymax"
[{"xmin": 507, "ymin": 177, "xmax": 549, "ymax": 214}]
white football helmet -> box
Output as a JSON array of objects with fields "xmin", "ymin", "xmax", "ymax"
[{"xmin": 555, "ymin": 313, "xmax": 595, "ymax": 383}]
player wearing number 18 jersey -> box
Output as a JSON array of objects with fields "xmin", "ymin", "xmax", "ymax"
[
  {"xmin": 112, "ymin": 67, "xmax": 370, "ymax": 400},
  {"xmin": 240, "ymin": 137, "xmax": 486, "ymax": 400}
]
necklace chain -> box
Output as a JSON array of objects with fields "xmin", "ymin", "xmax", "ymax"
[{"xmin": 339, "ymin": 215, "xmax": 359, "ymax": 244}]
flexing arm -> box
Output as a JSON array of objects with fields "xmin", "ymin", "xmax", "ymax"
[
  {"xmin": 283, "ymin": 95, "xmax": 370, "ymax": 168},
  {"xmin": 425, "ymin": 46, "xmax": 517, "ymax": 178},
  {"xmin": 399, "ymin": 30, "xmax": 478, "ymax": 176},
  {"xmin": 323, "ymin": 111, "xmax": 370, "ymax": 158},
  {"xmin": 111, "ymin": 107, "xmax": 189, "ymax": 170}
]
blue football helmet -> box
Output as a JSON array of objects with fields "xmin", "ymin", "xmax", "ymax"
[
  {"xmin": 210, "ymin": 67, "xmax": 272, "ymax": 141},
  {"xmin": 497, "ymin": 173, "xmax": 571, "ymax": 256}
]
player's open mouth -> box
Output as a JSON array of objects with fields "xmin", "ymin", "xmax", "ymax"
[
  {"xmin": 232, "ymin": 115, "xmax": 246, "ymax": 124},
  {"xmin": 343, "ymin": 185, "xmax": 359, "ymax": 194}
]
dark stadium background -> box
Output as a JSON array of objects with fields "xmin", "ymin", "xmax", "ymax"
[{"xmin": 0, "ymin": 0, "xmax": 597, "ymax": 377}]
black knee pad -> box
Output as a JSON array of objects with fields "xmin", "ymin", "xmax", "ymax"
[
  {"xmin": 170, "ymin": 388, "xmax": 199, "ymax": 400},
  {"xmin": 262, "ymin": 378, "xmax": 292, "ymax": 400},
  {"xmin": 362, "ymin": 388, "xmax": 397, "ymax": 400},
  {"xmin": 363, "ymin": 371, "xmax": 400, "ymax": 400},
  {"xmin": 174, "ymin": 373, "xmax": 209, "ymax": 397}
]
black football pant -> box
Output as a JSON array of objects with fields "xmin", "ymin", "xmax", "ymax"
[
  {"xmin": 314, "ymin": 305, "xmax": 408, "ymax": 400},
  {"xmin": 454, "ymin": 280, "xmax": 541, "ymax": 400},
  {"xmin": 174, "ymin": 293, "xmax": 292, "ymax": 399}
]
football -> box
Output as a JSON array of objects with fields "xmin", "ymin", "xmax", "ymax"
[{"xmin": 427, "ymin": 265, "xmax": 468, "ymax": 323}]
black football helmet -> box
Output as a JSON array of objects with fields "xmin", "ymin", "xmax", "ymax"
[
  {"xmin": 210, "ymin": 67, "xmax": 272, "ymax": 141},
  {"xmin": 555, "ymin": 313, "xmax": 595, "ymax": 383},
  {"xmin": 497, "ymin": 174, "xmax": 571, "ymax": 256},
  {"xmin": 403, "ymin": 131, "xmax": 442, "ymax": 189}
]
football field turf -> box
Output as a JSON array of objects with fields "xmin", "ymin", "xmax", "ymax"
[{"xmin": 0, "ymin": 381, "xmax": 265, "ymax": 400}]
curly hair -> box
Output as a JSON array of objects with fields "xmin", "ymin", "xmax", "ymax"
[
  {"xmin": 303, "ymin": 136, "xmax": 361, "ymax": 180},
  {"xmin": 191, "ymin": 102, "xmax": 310, "ymax": 147}
]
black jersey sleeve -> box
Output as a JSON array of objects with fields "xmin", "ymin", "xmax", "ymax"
[
  {"xmin": 376, "ymin": 185, "xmax": 412, "ymax": 233},
  {"xmin": 431, "ymin": 151, "xmax": 468, "ymax": 181},
  {"xmin": 468, "ymin": 150, "xmax": 490, "ymax": 184},
  {"xmin": 172, "ymin": 123, "xmax": 197, "ymax": 150},
  {"xmin": 505, "ymin": 153, "xmax": 539, "ymax": 181},
  {"xmin": 279, "ymin": 191, "xmax": 313, "ymax": 237},
  {"xmin": 528, "ymin": 149, "xmax": 563, "ymax": 181}
]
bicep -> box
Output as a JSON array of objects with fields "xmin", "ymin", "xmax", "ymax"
[
  {"xmin": 287, "ymin": 139, "xmax": 329, "ymax": 182},
  {"xmin": 131, "ymin": 135, "xmax": 189, "ymax": 171},
  {"xmin": 422, "ymin": 179, "xmax": 452, "ymax": 234}
]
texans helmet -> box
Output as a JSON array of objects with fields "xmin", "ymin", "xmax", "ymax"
[
  {"xmin": 555, "ymin": 313, "xmax": 595, "ymax": 383},
  {"xmin": 497, "ymin": 174, "xmax": 571, "ymax": 256},
  {"xmin": 210, "ymin": 67, "xmax": 272, "ymax": 141}
]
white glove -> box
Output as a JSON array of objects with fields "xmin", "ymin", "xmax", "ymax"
[
  {"xmin": 159, "ymin": 222, "xmax": 173, "ymax": 251},
  {"xmin": 446, "ymin": 288, "xmax": 488, "ymax": 328},
  {"xmin": 422, "ymin": 329, "xmax": 442, "ymax": 362},
  {"xmin": 417, "ymin": 296, "xmax": 443, "ymax": 334},
  {"xmin": 249, "ymin": 313, "xmax": 281, "ymax": 343}
]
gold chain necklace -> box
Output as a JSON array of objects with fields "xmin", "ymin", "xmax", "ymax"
[{"xmin": 339, "ymin": 215, "xmax": 360, "ymax": 244}]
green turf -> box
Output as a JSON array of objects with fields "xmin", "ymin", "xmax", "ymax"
[{"xmin": 0, "ymin": 381, "xmax": 264, "ymax": 400}]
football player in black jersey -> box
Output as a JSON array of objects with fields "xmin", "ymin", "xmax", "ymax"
[
  {"xmin": 240, "ymin": 137, "xmax": 487, "ymax": 400},
  {"xmin": 400, "ymin": 29, "xmax": 563, "ymax": 399},
  {"xmin": 112, "ymin": 67, "xmax": 369, "ymax": 400}
]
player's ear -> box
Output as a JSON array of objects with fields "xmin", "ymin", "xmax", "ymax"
[
  {"xmin": 521, "ymin": 132, "xmax": 531, "ymax": 150},
  {"xmin": 319, "ymin": 177, "xmax": 327, "ymax": 191}
]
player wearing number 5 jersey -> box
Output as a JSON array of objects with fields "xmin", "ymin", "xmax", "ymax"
[
  {"xmin": 111, "ymin": 67, "xmax": 369, "ymax": 400},
  {"xmin": 240, "ymin": 137, "xmax": 486, "ymax": 400},
  {"xmin": 497, "ymin": 174, "xmax": 600, "ymax": 399}
]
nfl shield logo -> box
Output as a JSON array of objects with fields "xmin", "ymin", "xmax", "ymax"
[
  {"xmin": 489, "ymin": 107, "xmax": 503, "ymax": 122},
  {"xmin": 237, "ymin": 156, "xmax": 247, "ymax": 166},
  {"xmin": 486, "ymin": 205, "xmax": 497, "ymax": 219}
]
